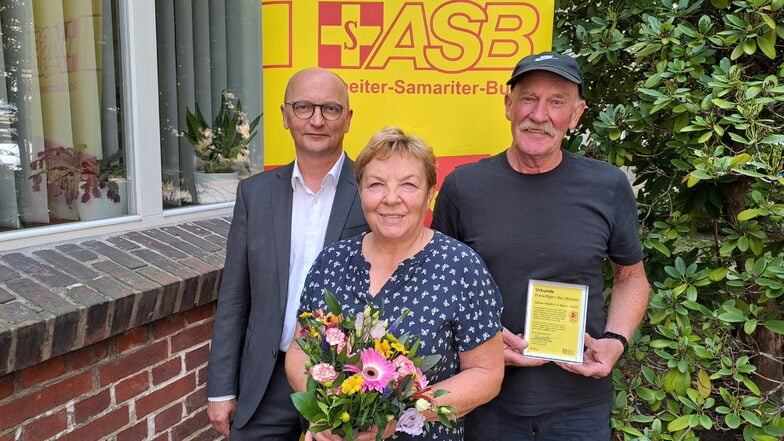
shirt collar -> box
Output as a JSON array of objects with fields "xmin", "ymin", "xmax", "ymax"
[{"xmin": 291, "ymin": 151, "xmax": 345, "ymax": 191}]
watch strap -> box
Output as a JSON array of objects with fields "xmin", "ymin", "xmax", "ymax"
[{"xmin": 601, "ymin": 331, "xmax": 628, "ymax": 354}]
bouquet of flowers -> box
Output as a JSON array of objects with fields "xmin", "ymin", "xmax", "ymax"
[
  {"xmin": 181, "ymin": 90, "xmax": 260, "ymax": 173},
  {"xmin": 291, "ymin": 290, "xmax": 455, "ymax": 441}
]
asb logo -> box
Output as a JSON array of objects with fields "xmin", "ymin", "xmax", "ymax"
[
  {"xmin": 317, "ymin": 1, "xmax": 541, "ymax": 73},
  {"xmin": 319, "ymin": 3, "xmax": 384, "ymax": 68}
]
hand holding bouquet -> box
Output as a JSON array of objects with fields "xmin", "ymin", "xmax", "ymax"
[{"xmin": 291, "ymin": 290, "xmax": 455, "ymax": 441}]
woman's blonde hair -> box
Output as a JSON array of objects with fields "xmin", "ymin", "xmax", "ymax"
[{"xmin": 354, "ymin": 126, "xmax": 437, "ymax": 189}]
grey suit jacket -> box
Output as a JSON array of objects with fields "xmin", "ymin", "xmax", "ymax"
[{"xmin": 206, "ymin": 155, "xmax": 369, "ymax": 428}]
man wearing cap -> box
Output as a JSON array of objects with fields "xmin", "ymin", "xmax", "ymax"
[{"xmin": 431, "ymin": 51, "xmax": 650, "ymax": 440}]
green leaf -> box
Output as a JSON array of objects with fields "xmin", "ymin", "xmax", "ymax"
[
  {"xmin": 756, "ymin": 35, "xmax": 776, "ymax": 59},
  {"xmin": 711, "ymin": 98, "xmax": 735, "ymax": 109},
  {"xmin": 646, "ymin": 239, "xmax": 672, "ymax": 257},
  {"xmin": 667, "ymin": 414, "xmax": 693, "ymax": 431},
  {"xmin": 725, "ymin": 413, "xmax": 741, "ymax": 428},
  {"xmin": 743, "ymin": 319, "xmax": 757, "ymax": 334},
  {"xmin": 664, "ymin": 369, "xmax": 690, "ymax": 394},
  {"xmin": 709, "ymin": 267, "xmax": 728, "ymax": 281},
  {"xmin": 291, "ymin": 391, "xmax": 323, "ymax": 421},
  {"xmin": 717, "ymin": 311, "xmax": 746, "ymax": 323},
  {"xmin": 761, "ymin": 134, "xmax": 784, "ymax": 144},
  {"xmin": 740, "ymin": 409, "xmax": 762, "ymax": 426},
  {"xmin": 323, "ymin": 289, "xmax": 343, "ymax": 316},
  {"xmin": 762, "ymin": 320, "xmax": 784, "ymax": 335}
]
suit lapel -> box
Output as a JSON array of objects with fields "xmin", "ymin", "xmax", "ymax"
[
  {"xmin": 324, "ymin": 156, "xmax": 358, "ymax": 245},
  {"xmin": 272, "ymin": 164, "xmax": 294, "ymax": 316}
]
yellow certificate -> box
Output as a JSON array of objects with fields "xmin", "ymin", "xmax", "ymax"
[{"xmin": 523, "ymin": 279, "xmax": 589, "ymax": 363}]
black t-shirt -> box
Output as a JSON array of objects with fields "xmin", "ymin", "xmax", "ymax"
[{"xmin": 432, "ymin": 150, "xmax": 643, "ymax": 415}]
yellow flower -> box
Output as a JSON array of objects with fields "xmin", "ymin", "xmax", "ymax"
[
  {"xmin": 299, "ymin": 312, "xmax": 313, "ymax": 318},
  {"xmin": 384, "ymin": 333, "xmax": 409, "ymax": 355},
  {"xmin": 391, "ymin": 341, "xmax": 408, "ymax": 355},
  {"xmin": 374, "ymin": 339, "xmax": 393, "ymax": 358},
  {"xmin": 341, "ymin": 412, "xmax": 350, "ymax": 422},
  {"xmin": 341, "ymin": 374, "xmax": 363, "ymax": 395}
]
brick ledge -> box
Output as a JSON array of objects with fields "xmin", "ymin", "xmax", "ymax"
[{"xmin": 0, "ymin": 216, "xmax": 230, "ymax": 376}]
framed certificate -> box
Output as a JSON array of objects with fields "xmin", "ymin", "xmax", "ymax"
[{"xmin": 523, "ymin": 279, "xmax": 589, "ymax": 363}]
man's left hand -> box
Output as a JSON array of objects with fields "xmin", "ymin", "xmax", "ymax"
[{"xmin": 556, "ymin": 333, "xmax": 624, "ymax": 378}]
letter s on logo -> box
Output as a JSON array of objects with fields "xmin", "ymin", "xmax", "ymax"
[{"xmin": 344, "ymin": 20, "xmax": 358, "ymax": 50}]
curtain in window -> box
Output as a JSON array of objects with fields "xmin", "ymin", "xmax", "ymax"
[
  {"xmin": 157, "ymin": 0, "xmax": 263, "ymax": 207},
  {"xmin": 0, "ymin": 0, "xmax": 125, "ymax": 230}
]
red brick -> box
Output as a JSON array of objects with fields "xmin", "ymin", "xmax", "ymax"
[
  {"xmin": 154, "ymin": 403, "xmax": 183, "ymax": 433},
  {"xmin": 0, "ymin": 432, "xmax": 14, "ymax": 441},
  {"xmin": 171, "ymin": 321, "xmax": 213, "ymax": 353},
  {"xmin": 99, "ymin": 341, "xmax": 167, "ymax": 386},
  {"xmin": 58, "ymin": 406, "xmax": 129, "ymax": 441},
  {"xmin": 71, "ymin": 341, "xmax": 109, "ymax": 370},
  {"xmin": 150, "ymin": 433, "xmax": 168, "ymax": 441},
  {"xmin": 196, "ymin": 365, "xmax": 208, "ymax": 386},
  {"xmin": 74, "ymin": 388, "xmax": 111, "ymax": 423},
  {"xmin": 0, "ymin": 370, "xmax": 93, "ymax": 428},
  {"xmin": 187, "ymin": 426, "xmax": 220, "ymax": 441},
  {"xmin": 0, "ymin": 374, "xmax": 12, "ymax": 400},
  {"xmin": 185, "ymin": 304, "xmax": 214, "ymax": 324},
  {"xmin": 171, "ymin": 407, "xmax": 210, "ymax": 441},
  {"xmin": 136, "ymin": 374, "xmax": 195, "ymax": 418},
  {"xmin": 117, "ymin": 420, "xmax": 148, "ymax": 441},
  {"xmin": 185, "ymin": 387, "xmax": 207, "ymax": 414},
  {"xmin": 114, "ymin": 372, "xmax": 149, "ymax": 403},
  {"xmin": 116, "ymin": 327, "xmax": 150, "ymax": 353},
  {"xmin": 152, "ymin": 357, "xmax": 182, "ymax": 386},
  {"xmin": 21, "ymin": 409, "xmax": 67, "ymax": 441},
  {"xmin": 19, "ymin": 355, "xmax": 68, "ymax": 389},
  {"xmin": 185, "ymin": 344, "xmax": 210, "ymax": 372},
  {"xmin": 152, "ymin": 314, "xmax": 184, "ymax": 339}
]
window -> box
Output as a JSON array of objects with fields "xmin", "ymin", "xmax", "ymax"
[
  {"xmin": 0, "ymin": 0, "xmax": 128, "ymax": 232},
  {"xmin": 0, "ymin": 1, "xmax": 261, "ymax": 250},
  {"xmin": 155, "ymin": 0, "xmax": 263, "ymax": 208}
]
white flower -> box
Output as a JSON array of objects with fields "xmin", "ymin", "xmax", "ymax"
[
  {"xmin": 236, "ymin": 121, "xmax": 250, "ymax": 139},
  {"xmin": 369, "ymin": 321, "xmax": 386, "ymax": 340},
  {"xmin": 414, "ymin": 398, "xmax": 430, "ymax": 412},
  {"xmin": 396, "ymin": 408, "xmax": 425, "ymax": 436}
]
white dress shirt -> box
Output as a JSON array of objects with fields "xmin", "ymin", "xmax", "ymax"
[{"xmin": 280, "ymin": 153, "xmax": 345, "ymax": 351}]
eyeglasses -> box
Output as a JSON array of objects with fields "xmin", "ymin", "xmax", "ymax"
[{"xmin": 285, "ymin": 101, "xmax": 345, "ymax": 121}]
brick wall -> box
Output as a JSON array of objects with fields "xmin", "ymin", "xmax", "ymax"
[{"xmin": 0, "ymin": 217, "xmax": 231, "ymax": 441}]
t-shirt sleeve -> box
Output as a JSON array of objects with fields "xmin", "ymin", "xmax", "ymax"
[
  {"xmin": 431, "ymin": 172, "xmax": 462, "ymax": 240},
  {"xmin": 608, "ymin": 173, "xmax": 644, "ymax": 266}
]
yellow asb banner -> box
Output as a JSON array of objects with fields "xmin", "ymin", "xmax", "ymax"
[{"xmin": 262, "ymin": 0, "xmax": 554, "ymax": 175}]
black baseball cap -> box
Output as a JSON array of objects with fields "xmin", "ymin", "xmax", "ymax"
[{"xmin": 507, "ymin": 52, "xmax": 583, "ymax": 95}]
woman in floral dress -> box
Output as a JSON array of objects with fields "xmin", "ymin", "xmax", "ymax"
[{"xmin": 287, "ymin": 126, "xmax": 504, "ymax": 441}]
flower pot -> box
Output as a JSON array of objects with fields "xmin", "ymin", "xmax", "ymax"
[
  {"xmin": 194, "ymin": 171, "xmax": 238, "ymax": 204},
  {"xmin": 77, "ymin": 179, "xmax": 129, "ymax": 221}
]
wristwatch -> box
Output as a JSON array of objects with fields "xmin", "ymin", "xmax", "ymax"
[{"xmin": 601, "ymin": 331, "xmax": 628, "ymax": 354}]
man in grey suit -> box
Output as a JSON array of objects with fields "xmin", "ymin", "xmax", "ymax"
[{"xmin": 207, "ymin": 67, "xmax": 369, "ymax": 440}]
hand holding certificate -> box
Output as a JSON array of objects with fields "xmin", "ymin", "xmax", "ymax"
[{"xmin": 523, "ymin": 280, "xmax": 589, "ymax": 363}]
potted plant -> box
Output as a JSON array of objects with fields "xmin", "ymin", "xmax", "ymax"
[
  {"xmin": 181, "ymin": 90, "xmax": 260, "ymax": 203},
  {"xmin": 29, "ymin": 145, "xmax": 127, "ymax": 220},
  {"xmin": 182, "ymin": 90, "xmax": 260, "ymax": 173}
]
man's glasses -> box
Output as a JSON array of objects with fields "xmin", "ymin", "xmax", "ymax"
[{"xmin": 285, "ymin": 101, "xmax": 345, "ymax": 121}]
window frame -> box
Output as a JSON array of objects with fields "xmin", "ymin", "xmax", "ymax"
[{"xmin": 0, "ymin": 1, "xmax": 234, "ymax": 252}]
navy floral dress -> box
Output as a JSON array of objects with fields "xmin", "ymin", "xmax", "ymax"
[{"xmin": 298, "ymin": 231, "xmax": 503, "ymax": 441}]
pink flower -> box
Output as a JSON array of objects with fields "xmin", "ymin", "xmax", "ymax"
[
  {"xmin": 309, "ymin": 363, "xmax": 338, "ymax": 385},
  {"xmin": 345, "ymin": 349, "xmax": 396, "ymax": 393},
  {"xmin": 392, "ymin": 355, "xmax": 417, "ymax": 379},
  {"xmin": 325, "ymin": 325, "xmax": 350, "ymax": 353},
  {"xmin": 396, "ymin": 408, "xmax": 426, "ymax": 435},
  {"xmin": 325, "ymin": 326, "xmax": 346, "ymax": 346}
]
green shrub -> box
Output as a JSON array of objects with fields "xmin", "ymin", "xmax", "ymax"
[{"xmin": 553, "ymin": 0, "xmax": 784, "ymax": 439}]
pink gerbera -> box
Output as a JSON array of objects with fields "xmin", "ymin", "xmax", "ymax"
[{"xmin": 345, "ymin": 348, "xmax": 396, "ymax": 393}]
